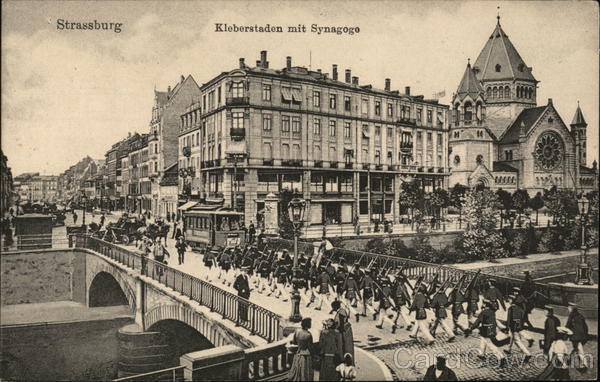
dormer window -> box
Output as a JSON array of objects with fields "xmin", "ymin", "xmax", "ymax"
[{"xmin": 495, "ymin": 64, "xmax": 501, "ymax": 72}]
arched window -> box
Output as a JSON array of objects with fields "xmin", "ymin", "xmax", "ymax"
[
  {"xmin": 476, "ymin": 154, "xmax": 484, "ymax": 165},
  {"xmin": 504, "ymin": 86, "xmax": 510, "ymax": 98},
  {"xmin": 329, "ymin": 146, "xmax": 337, "ymax": 162},
  {"xmin": 517, "ymin": 86, "xmax": 521, "ymax": 98},
  {"xmin": 528, "ymin": 88, "xmax": 533, "ymax": 99},
  {"xmin": 282, "ymin": 144, "xmax": 290, "ymax": 159},
  {"xmin": 493, "ymin": 87, "xmax": 498, "ymax": 98},
  {"xmin": 495, "ymin": 64, "xmax": 501, "ymax": 72},
  {"xmin": 487, "ymin": 87, "xmax": 492, "ymax": 98},
  {"xmin": 293, "ymin": 144, "xmax": 301, "ymax": 160},
  {"xmin": 263, "ymin": 142, "xmax": 272, "ymax": 158},
  {"xmin": 464, "ymin": 101, "xmax": 473, "ymax": 121},
  {"xmin": 499, "ymin": 87, "xmax": 504, "ymax": 98},
  {"xmin": 454, "ymin": 103, "xmax": 460, "ymax": 123},
  {"xmin": 476, "ymin": 102, "xmax": 483, "ymax": 121},
  {"xmin": 314, "ymin": 145, "xmax": 321, "ymax": 160}
]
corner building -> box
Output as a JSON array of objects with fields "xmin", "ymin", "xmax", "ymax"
[{"xmin": 180, "ymin": 51, "xmax": 450, "ymax": 236}]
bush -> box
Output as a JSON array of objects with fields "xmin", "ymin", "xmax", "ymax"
[
  {"xmin": 537, "ymin": 228, "xmax": 560, "ymax": 252},
  {"xmin": 501, "ymin": 228, "xmax": 530, "ymax": 257}
]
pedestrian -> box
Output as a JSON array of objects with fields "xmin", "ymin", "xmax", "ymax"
[
  {"xmin": 287, "ymin": 317, "xmax": 314, "ymax": 381},
  {"xmin": 538, "ymin": 327, "xmax": 572, "ymax": 380},
  {"xmin": 233, "ymin": 266, "xmax": 251, "ymax": 321},
  {"xmin": 319, "ymin": 318, "xmax": 341, "ymax": 381},
  {"xmin": 336, "ymin": 353, "xmax": 357, "ymax": 382},
  {"xmin": 73, "ymin": 211, "xmax": 78, "ymax": 225},
  {"xmin": 248, "ymin": 221, "xmax": 256, "ymax": 244},
  {"xmin": 99, "ymin": 213, "xmax": 105, "ymax": 228},
  {"xmin": 423, "ymin": 355, "xmax": 458, "ymax": 381},
  {"xmin": 332, "ymin": 300, "xmax": 354, "ymax": 363},
  {"xmin": 256, "ymin": 228, "xmax": 265, "ymax": 249},
  {"xmin": 172, "ymin": 219, "xmax": 178, "ymax": 239},
  {"xmin": 542, "ymin": 305, "xmax": 561, "ymax": 356},
  {"xmin": 566, "ymin": 302, "xmax": 589, "ymax": 369},
  {"xmin": 175, "ymin": 236, "xmax": 188, "ymax": 265}
]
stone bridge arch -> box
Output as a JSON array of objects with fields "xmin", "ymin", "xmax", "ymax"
[
  {"xmin": 86, "ymin": 255, "xmax": 137, "ymax": 314},
  {"xmin": 144, "ymin": 304, "xmax": 236, "ymax": 348}
]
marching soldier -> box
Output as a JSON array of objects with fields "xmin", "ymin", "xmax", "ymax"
[
  {"xmin": 203, "ymin": 249, "xmax": 217, "ymax": 281},
  {"xmin": 465, "ymin": 299, "xmax": 508, "ymax": 368},
  {"xmin": 273, "ymin": 260, "xmax": 290, "ymax": 301},
  {"xmin": 335, "ymin": 265, "xmax": 348, "ymax": 299},
  {"xmin": 342, "ymin": 272, "xmax": 361, "ymax": 322},
  {"xmin": 483, "ymin": 279, "xmax": 506, "ymax": 313},
  {"xmin": 358, "ymin": 268, "xmax": 376, "ymax": 318},
  {"xmin": 520, "ymin": 271, "xmax": 536, "ymax": 328},
  {"xmin": 503, "ymin": 295, "xmax": 532, "ymax": 362},
  {"xmin": 409, "ymin": 284, "xmax": 435, "ymax": 345},
  {"xmin": 511, "ymin": 286, "xmax": 535, "ymax": 347},
  {"xmin": 448, "ymin": 283, "xmax": 468, "ymax": 335},
  {"xmin": 429, "ymin": 282, "xmax": 456, "ymax": 342},
  {"xmin": 374, "ymin": 276, "xmax": 395, "ymax": 329},
  {"xmin": 391, "ymin": 271, "xmax": 413, "ymax": 333},
  {"xmin": 306, "ymin": 261, "xmax": 319, "ymax": 307},
  {"xmin": 315, "ymin": 265, "xmax": 333, "ymax": 311}
]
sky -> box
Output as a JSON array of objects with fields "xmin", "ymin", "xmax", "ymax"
[{"xmin": 2, "ymin": 0, "xmax": 598, "ymax": 176}]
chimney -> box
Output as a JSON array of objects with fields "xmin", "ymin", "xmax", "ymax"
[
  {"xmin": 385, "ymin": 78, "xmax": 391, "ymax": 91},
  {"xmin": 286, "ymin": 56, "xmax": 292, "ymax": 70},
  {"xmin": 180, "ymin": 75, "xmax": 185, "ymax": 83},
  {"xmin": 345, "ymin": 69, "xmax": 351, "ymax": 83},
  {"xmin": 548, "ymin": 98, "xmax": 553, "ymax": 105},
  {"xmin": 332, "ymin": 65, "xmax": 338, "ymax": 81},
  {"xmin": 239, "ymin": 58, "xmax": 245, "ymax": 69},
  {"xmin": 167, "ymin": 85, "xmax": 171, "ymax": 93},
  {"xmin": 352, "ymin": 76, "xmax": 358, "ymax": 85},
  {"xmin": 405, "ymin": 86, "xmax": 411, "ymax": 96},
  {"xmin": 260, "ymin": 50, "xmax": 268, "ymax": 68}
]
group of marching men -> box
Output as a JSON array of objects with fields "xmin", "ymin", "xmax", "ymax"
[{"xmin": 199, "ymin": 243, "xmax": 590, "ymax": 370}]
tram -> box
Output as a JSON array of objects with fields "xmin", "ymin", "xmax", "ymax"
[{"xmin": 182, "ymin": 208, "xmax": 246, "ymax": 249}]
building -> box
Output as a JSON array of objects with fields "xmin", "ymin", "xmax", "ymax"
[
  {"xmin": 148, "ymin": 75, "xmax": 201, "ymax": 217},
  {"xmin": 179, "ymin": 51, "xmax": 450, "ymax": 235},
  {"xmin": 14, "ymin": 173, "xmax": 58, "ymax": 203},
  {"xmin": 1, "ymin": 150, "xmax": 14, "ymax": 214},
  {"xmin": 56, "ymin": 156, "xmax": 95, "ymax": 204},
  {"xmin": 159, "ymin": 163, "xmax": 179, "ymax": 219},
  {"xmin": 449, "ymin": 16, "xmax": 598, "ymax": 194},
  {"xmin": 125, "ymin": 134, "xmax": 150, "ymax": 214}
]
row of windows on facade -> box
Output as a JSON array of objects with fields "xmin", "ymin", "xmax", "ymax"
[
  {"xmin": 452, "ymin": 129, "xmax": 486, "ymax": 139},
  {"xmin": 495, "ymin": 176, "xmax": 516, "ymax": 184},
  {"xmin": 181, "ymin": 82, "xmax": 443, "ymax": 131},
  {"xmin": 454, "ymin": 102, "xmax": 484, "ymax": 123},
  {"xmin": 536, "ymin": 176, "xmax": 563, "ymax": 185},
  {"xmin": 486, "ymin": 85, "xmax": 534, "ymax": 99}
]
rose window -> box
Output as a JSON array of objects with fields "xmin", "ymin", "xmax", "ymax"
[{"xmin": 534, "ymin": 132, "xmax": 563, "ymax": 170}]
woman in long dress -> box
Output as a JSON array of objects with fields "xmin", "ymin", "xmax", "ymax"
[
  {"xmin": 319, "ymin": 319, "xmax": 341, "ymax": 381},
  {"xmin": 332, "ymin": 300, "xmax": 355, "ymax": 363},
  {"xmin": 287, "ymin": 318, "xmax": 314, "ymax": 381}
]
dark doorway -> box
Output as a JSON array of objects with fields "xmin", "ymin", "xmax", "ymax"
[
  {"xmin": 89, "ymin": 272, "xmax": 129, "ymax": 307},
  {"xmin": 148, "ymin": 319, "xmax": 215, "ymax": 366}
]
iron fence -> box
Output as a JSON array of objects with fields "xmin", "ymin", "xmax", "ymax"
[{"xmin": 112, "ymin": 366, "xmax": 185, "ymax": 382}]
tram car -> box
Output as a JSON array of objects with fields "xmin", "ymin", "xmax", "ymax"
[{"xmin": 182, "ymin": 209, "xmax": 246, "ymax": 250}]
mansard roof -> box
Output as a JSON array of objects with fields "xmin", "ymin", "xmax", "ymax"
[
  {"xmin": 455, "ymin": 61, "xmax": 484, "ymax": 101},
  {"xmin": 472, "ymin": 18, "xmax": 536, "ymax": 83},
  {"xmin": 571, "ymin": 103, "xmax": 587, "ymax": 126}
]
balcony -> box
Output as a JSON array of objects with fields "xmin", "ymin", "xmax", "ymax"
[
  {"xmin": 314, "ymin": 160, "xmax": 323, "ymax": 168},
  {"xmin": 230, "ymin": 128, "xmax": 246, "ymax": 141},
  {"xmin": 226, "ymin": 96, "xmax": 249, "ymax": 106},
  {"xmin": 282, "ymin": 159, "xmax": 301, "ymax": 167},
  {"xmin": 330, "ymin": 161, "xmax": 339, "ymax": 168},
  {"xmin": 398, "ymin": 117, "xmax": 417, "ymax": 125},
  {"xmin": 362, "ymin": 163, "xmax": 370, "ymax": 170},
  {"xmin": 375, "ymin": 164, "xmax": 383, "ymax": 170},
  {"xmin": 344, "ymin": 162, "xmax": 353, "ymax": 169},
  {"xmin": 400, "ymin": 141, "xmax": 413, "ymax": 151},
  {"xmin": 388, "ymin": 165, "xmax": 397, "ymax": 171}
]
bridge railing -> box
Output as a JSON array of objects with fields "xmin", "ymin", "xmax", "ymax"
[
  {"xmin": 266, "ymin": 238, "xmax": 570, "ymax": 308},
  {"xmin": 112, "ymin": 366, "xmax": 185, "ymax": 382},
  {"xmin": 75, "ymin": 235, "xmax": 283, "ymax": 343}
]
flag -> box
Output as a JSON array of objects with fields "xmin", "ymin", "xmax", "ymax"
[{"xmin": 432, "ymin": 90, "xmax": 446, "ymax": 99}]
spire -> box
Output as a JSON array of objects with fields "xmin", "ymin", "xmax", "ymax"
[
  {"xmin": 571, "ymin": 102, "xmax": 587, "ymax": 126},
  {"xmin": 472, "ymin": 17, "xmax": 536, "ymax": 83},
  {"xmin": 456, "ymin": 60, "xmax": 484, "ymax": 100}
]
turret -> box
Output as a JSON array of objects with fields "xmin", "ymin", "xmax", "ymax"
[{"xmin": 570, "ymin": 102, "xmax": 587, "ymax": 166}]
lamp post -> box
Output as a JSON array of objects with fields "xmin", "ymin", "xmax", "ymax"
[
  {"xmin": 81, "ymin": 192, "xmax": 88, "ymax": 226},
  {"xmin": 575, "ymin": 196, "xmax": 593, "ymax": 285},
  {"xmin": 288, "ymin": 197, "xmax": 306, "ymax": 323}
]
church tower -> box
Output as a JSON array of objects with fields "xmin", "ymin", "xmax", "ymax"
[
  {"xmin": 472, "ymin": 16, "xmax": 539, "ymax": 138},
  {"xmin": 570, "ymin": 102, "xmax": 587, "ymax": 166},
  {"xmin": 449, "ymin": 60, "xmax": 495, "ymax": 187}
]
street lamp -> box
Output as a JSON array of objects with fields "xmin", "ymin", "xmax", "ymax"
[
  {"xmin": 81, "ymin": 192, "xmax": 88, "ymax": 226},
  {"xmin": 288, "ymin": 197, "xmax": 306, "ymax": 323},
  {"xmin": 575, "ymin": 196, "xmax": 593, "ymax": 285}
]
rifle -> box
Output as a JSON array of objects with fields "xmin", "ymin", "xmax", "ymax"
[
  {"xmin": 427, "ymin": 272, "xmax": 440, "ymax": 296},
  {"xmin": 447, "ymin": 273, "xmax": 468, "ymax": 299},
  {"xmin": 462, "ymin": 270, "xmax": 481, "ymax": 296}
]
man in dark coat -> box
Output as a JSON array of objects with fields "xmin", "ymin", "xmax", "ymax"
[
  {"xmin": 542, "ymin": 305, "xmax": 560, "ymax": 356},
  {"xmin": 483, "ymin": 279, "xmax": 506, "ymax": 312},
  {"xmin": 448, "ymin": 286, "xmax": 467, "ymax": 335},
  {"xmin": 233, "ymin": 267, "xmax": 251, "ymax": 321},
  {"xmin": 465, "ymin": 299, "xmax": 508, "ymax": 368},
  {"xmin": 409, "ymin": 284, "xmax": 434, "ymax": 344},
  {"xmin": 503, "ymin": 295, "xmax": 532, "ymax": 361},
  {"xmin": 248, "ymin": 222, "xmax": 256, "ymax": 244},
  {"xmin": 566, "ymin": 302, "xmax": 589, "ymax": 369},
  {"xmin": 430, "ymin": 284, "xmax": 455, "ymax": 342},
  {"xmin": 423, "ymin": 356, "xmax": 458, "ymax": 381}
]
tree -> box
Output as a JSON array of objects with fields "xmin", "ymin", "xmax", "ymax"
[
  {"xmin": 399, "ymin": 181, "xmax": 423, "ymax": 221},
  {"xmin": 430, "ymin": 188, "xmax": 450, "ymax": 219},
  {"xmin": 512, "ymin": 189, "xmax": 531, "ymax": 227},
  {"xmin": 543, "ymin": 186, "xmax": 561, "ymax": 225},
  {"xmin": 449, "ymin": 183, "xmax": 468, "ymax": 227},
  {"xmin": 278, "ymin": 189, "xmax": 300, "ymax": 239},
  {"xmin": 461, "ymin": 189, "xmax": 507, "ymax": 261},
  {"xmin": 495, "ymin": 188, "xmax": 512, "ymax": 228},
  {"xmin": 529, "ymin": 192, "xmax": 544, "ymax": 225}
]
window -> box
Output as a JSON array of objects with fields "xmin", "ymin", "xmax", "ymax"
[
  {"xmin": 340, "ymin": 174, "xmax": 353, "ymax": 192},
  {"xmin": 291, "ymin": 88, "xmax": 302, "ymax": 103},
  {"xmin": 329, "ymin": 94, "xmax": 337, "ymax": 109},
  {"xmin": 263, "ymin": 142, "xmax": 272, "ymax": 158},
  {"xmin": 329, "ymin": 120, "xmax": 337, "ymax": 137},
  {"xmin": 311, "ymin": 174, "xmax": 324, "ymax": 193},
  {"xmin": 476, "ymin": 154, "xmax": 484, "ymax": 165},
  {"xmin": 313, "ymin": 118, "xmax": 321, "ymax": 135},
  {"xmin": 344, "ymin": 96, "xmax": 351, "ymax": 111},
  {"xmin": 314, "ymin": 145, "xmax": 321, "ymax": 160},
  {"xmin": 499, "ymin": 87, "xmax": 504, "ymax": 98},
  {"xmin": 282, "ymin": 144, "xmax": 290, "ymax": 159},
  {"xmin": 401, "ymin": 105, "xmax": 410, "ymax": 119},
  {"xmin": 232, "ymin": 112, "xmax": 244, "ymax": 130},
  {"xmin": 361, "ymin": 98, "xmax": 369, "ymax": 114},
  {"xmin": 427, "ymin": 110, "xmax": 432, "ymax": 124},
  {"xmin": 292, "ymin": 117, "xmax": 301, "ymax": 134},
  {"xmin": 282, "ymin": 115, "xmax": 290, "ymax": 133},
  {"xmin": 375, "ymin": 126, "xmax": 381, "ymax": 137},
  {"xmin": 454, "ymin": 155, "xmax": 460, "ymax": 165},
  {"xmin": 487, "ymin": 87, "xmax": 492, "ymax": 97},
  {"xmin": 292, "ymin": 144, "xmax": 301, "ymax": 160},
  {"xmin": 362, "ymin": 124, "xmax": 369, "ymax": 140},
  {"xmin": 344, "ymin": 122, "xmax": 351, "ymax": 138},
  {"xmin": 217, "ymin": 86, "xmax": 221, "ymax": 104},
  {"xmin": 416, "ymin": 108, "xmax": 422, "ymax": 123},
  {"xmin": 387, "ymin": 103, "xmax": 393, "ymax": 117},
  {"xmin": 464, "ymin": 102, "xmax": 472, "ymax": 121},
  {"xmin": 154, "ymin": 161, "xmax": 158, "ymax": 172},
  {"xmin": 232, "ymin": 82, "xmax": 244, "ymax": 98},
  {"xmin": 387, "ymin": 127, "xmax": 393, "ymax": 138},
  {"xmin": 313, "ymin": 91, "xmax": 321, "ymax": 107},
  {"xmin": 375, "ymin": 150, "xmax": 381, "ymax": 165},
  {"xmin": 329, "ymin": 146, "xmax": 337, "ymax": 161},
  {"xmin": 262, "ymin": 85, "xmax": 271, "ymax": 101},
  {"xmin": 495, "ymin": 64, "xmax": 501, "ymax": 72},
  {"xmin": 375, "ymin": 100, "xmax": 381, "ymax": 116},
  {"xmin": 281, "ymin": 87, "xmax": 292, "ymax": 102},
  {"xmin": 262, "ymin": 114, "xmax": 272, "ymax": 131}
]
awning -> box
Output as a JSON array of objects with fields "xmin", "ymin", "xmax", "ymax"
[
  {"xmin": 281, "ymin": 87, "xmax": 292, "ymax": 102},
  {"xmin": 178, "ymin": 201, "xmax": 198, "ymax": 211},
  {"xmin": 291, "ymin": 88, "xmax": 302, "ymax": 102}
]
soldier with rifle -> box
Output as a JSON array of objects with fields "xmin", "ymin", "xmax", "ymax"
[
  {"xmin": 390, "ymin": 266, "xmax": 413, "ymax": 333},
  {"xmin": 483, "ymin": 279, "xmax": 506, "ymax": 313},
  {"xmin": 464, "ymin": 271, "xmax": 481, "ymax": 324},
  {"xmin": 511, "ymin": 286, "xmax": 536, "ymax": 347},
  {"xmin": 315, "ymin": 264, "xmax": 334, "ymax": 311},
  {"xmin": 429, "ymin": 279, "xmax": 456, "ymax": 342},
  {"xmin": 448, "ymin": 274, "xmax": 468, "ymax": 335},
  {"xmin": 374, "ymin": 275, "xmax": 396, "ymax": 330},
  {"xmin": 358, "ymin": 265, "xmax": 377, "ymax": 318},
  {"xmin": 464, "ymin": 298, "xmax": 508, "ymax": 368},
  {"xmin": 409, "ymin": 283, "xmax": 435, "ymax": 345},
  {"xmin": 502, "ymin": 294, "xmax": 532, "ymax": 362},
  {"xmin": 305, "ymin": 260, "xmax": 319, "ymax": 307}
]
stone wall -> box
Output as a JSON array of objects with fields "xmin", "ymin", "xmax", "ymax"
[{"xmin": 1, "ymin": 249, "xmax": 82, "ymax": 305}]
